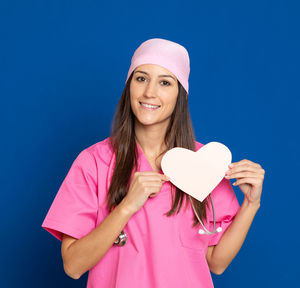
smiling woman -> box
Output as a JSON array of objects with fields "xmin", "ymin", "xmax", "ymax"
[
  {"xmin": 130, "ymin": 64, "xmax": 179, "ymax": 127},
  {"xmin": 41, "ymin": 38, "xmax": 251, "ymax": 288}
]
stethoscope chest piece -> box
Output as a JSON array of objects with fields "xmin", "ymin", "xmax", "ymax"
[
  {"xmin": 114, "ymin": 230, "xmax": 128, "ymax": 246},
  {"xmin": 198, "ymin": 227, "xmax": 222, "ymax": 235}
]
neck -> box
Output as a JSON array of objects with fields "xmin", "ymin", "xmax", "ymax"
[{"xmin": 134, "ymin": 120, "xmax": 169, "ymax": 157}]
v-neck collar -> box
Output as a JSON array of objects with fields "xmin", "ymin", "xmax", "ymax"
[{"xmin": 136, "ymin": 141, "xmax": 163, "ymax": 174}]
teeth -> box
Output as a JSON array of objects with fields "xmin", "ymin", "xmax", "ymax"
[{"xmin": 141, "ymin": 102, "xmax": 160, "ymax": 109}]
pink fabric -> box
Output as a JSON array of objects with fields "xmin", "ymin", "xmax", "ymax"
[
  {"xmin": 125, "ymin": 38, "xmax": 190, "ymax": 93},
  {"xmin": 42, "ymin": 137, "xmax": 240, "ymax": 287}
]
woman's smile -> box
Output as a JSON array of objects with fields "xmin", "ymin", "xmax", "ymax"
[
  {"xmin": 139, "ymin": 101, "xmax": 161, "ymax": 111},
  {"xmin": 129, "ymin": 64, "xmax": 178, "ymax": 127}
]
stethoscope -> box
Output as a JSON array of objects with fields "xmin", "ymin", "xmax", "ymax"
[
  {"xmin": 107, "ymin": 150, "xmax": 221, "ymax": 246},
  {"xmin": 189, "ymin": 194, "xmax": 222, "ymax": 235},
  {"xmin": 106, "ymin": 152, "xmax": 129, "ymax": 246}
]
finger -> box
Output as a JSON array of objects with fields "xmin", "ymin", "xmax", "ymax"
[
  {"xmin": 139, "ymin": 171, "xmax": 168, "ymax": 176},
  {"xmin": 142, "ymin": 181, "xmax": 165, "ymax": 188},
  {"xmin": 230, "ymin": 159, "xmax": 261, "ymax": 169},
  {"xmin": 138, "ymin": 175, "xmax": 170, "ymax": 184},
  {"xmin": 157, "ymin": 173, "xmax": 170, "ymax": 181},
  {"xmin": 139, "ymin": 171, "xmax": 170, "ymax": 181},
  {"xmin": 226, "ymin": 171, "xmax": 264, "ymax": 180},
  {"xmin": 139, "ymin": 171, "xmax": 170, "ymax": 179},
  {"xmin": 233, "ymin": 177, "xmax": 263, "ymax": 186},
  {"xmin": 226, "ymin": 164, "xmax": 263, "ymax": 175},
  {"xmin": 144, "ymin": 186, "xmax": 163, "ymax": 197}
]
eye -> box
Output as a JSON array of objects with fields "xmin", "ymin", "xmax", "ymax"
[
  {"xmin": 161, "ymin": 80, "xmax": 171, "ymax": 86},
  {"xmin": 136, "ymin": 76, "xmax": 146, "ymax": 82}
]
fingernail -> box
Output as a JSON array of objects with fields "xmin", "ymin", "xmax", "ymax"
[{"xmin": 229, "ymin": 164, "xmax": 233, "ymax": 168}]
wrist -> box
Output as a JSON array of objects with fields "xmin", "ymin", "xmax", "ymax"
[
  {"xmin": 118, "ymin": 199, "xmax": 135, "ymax": 217},
  {"xmin": 242, "ymin": 198, "xmax": 261, "ymax": 211}
]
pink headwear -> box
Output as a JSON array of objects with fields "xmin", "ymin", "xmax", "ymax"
[{"xmin": 125, "ymin": 38, "xmax": 190, "ymax": 94}]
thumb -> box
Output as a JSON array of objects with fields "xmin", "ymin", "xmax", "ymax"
[{"xmin": 162, "ymin": 174, "xmax": 170, "ymax": 181}]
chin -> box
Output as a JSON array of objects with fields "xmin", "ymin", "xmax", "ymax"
[
  {"xmin": 135, "ymin": 115, "xmax": 171, "ymax": 128},
  {"xmin": 136, "ymin": 118, "xmax": 158, "ymax": 126}
]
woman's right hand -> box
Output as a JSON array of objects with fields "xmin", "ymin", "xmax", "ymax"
[{"xmin": 121, "ymin": 171, "xmax": 170, "ymax": 215}]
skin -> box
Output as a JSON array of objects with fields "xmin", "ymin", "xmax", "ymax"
[
  {"xmin": 206, "ymin": 160, "xmax": 264, "ymax": 274},
  {"xmin": 129, "ymin": 63, "xmax": 179, "ymax": 162},
  {"xmin": 61, "ymin": 63, "xmax": 265, "ymax": 278},
  {"xmin": 225, "ymin": 160, "xmax": 264, "ymax": 206},
  {"xmin": 130, "ymin": 63, "xmax": 266, "ymax": 274},
  {"xmin": 120, "ymin": 63, "xmax": 180, "ymax": 214},
  {"xmin": 60, "ymin": 64, "xmax": 179, "ymax": 279}
]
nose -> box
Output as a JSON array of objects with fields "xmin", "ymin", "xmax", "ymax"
[{"xmin": 143, "ymin": 80, "xmax": 157, "ymax": 99}]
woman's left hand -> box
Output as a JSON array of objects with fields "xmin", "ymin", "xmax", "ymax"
[{"xmin": 225, "ymin": 159, "xmax": 265, "ymax": 206}]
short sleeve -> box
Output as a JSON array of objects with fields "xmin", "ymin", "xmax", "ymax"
[
  {"xmin": 41, "ymin": 149, "xmax": 98, "ymax": 242},
  {"xmin": 207, "ymin": 178, "xmax": 240, "ymax": 246}
]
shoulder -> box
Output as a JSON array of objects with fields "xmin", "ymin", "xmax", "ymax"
[
  {"xmin": 195, "ymin": 140, "xmax": 205, "ymax": 150},
  {"xmin": 77, "ymin": 136, "xmax": 114, "ymax": 167}
]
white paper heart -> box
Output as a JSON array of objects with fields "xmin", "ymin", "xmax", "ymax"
[{"xmin": 161, "ymin": 142, "xmax": 232, "ymax": 202}]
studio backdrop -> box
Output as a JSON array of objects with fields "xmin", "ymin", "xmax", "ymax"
[{"xmin": 1, "ymin": 0, "xmax": 299, "ymax": 287}]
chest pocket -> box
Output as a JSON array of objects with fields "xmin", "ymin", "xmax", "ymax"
[{"xmin": 176, "ymin": 202, "xmax": 210, "ymax": 262}]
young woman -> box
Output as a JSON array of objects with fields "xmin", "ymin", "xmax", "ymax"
[{"xmin": 42, "ymin": 38, "xmax": 265, "ymax": 288}]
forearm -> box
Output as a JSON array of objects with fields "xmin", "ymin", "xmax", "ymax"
[
  {"xmin": 210, "ymin": 199, "xmax": 260, "ymax": 274},
  {"xmin": 63, "ymin": 200, "xmax": 133, "ymax": 279}
]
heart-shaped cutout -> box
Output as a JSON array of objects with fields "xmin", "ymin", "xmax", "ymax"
[{"xmin": 161, "ymin": 142, "xmax": 232, "ymax": 202}]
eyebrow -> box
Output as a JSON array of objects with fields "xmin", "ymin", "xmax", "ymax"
[{"xmin": 134, "ymin": 70, "xmax": 176, "ymax": 81}]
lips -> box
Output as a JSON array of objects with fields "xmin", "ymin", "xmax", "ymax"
[
  {"xmin": 139, "ymin": 102, "xmax": 161, "ymax": 111},
  {"xmin": 139, "ymin": 102, "xmax": 161, "ymax": 107}
]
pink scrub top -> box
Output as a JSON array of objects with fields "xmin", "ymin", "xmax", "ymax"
[{"xmin": 42, "ymin": 137, "xmax": 240, "ymax": 287}]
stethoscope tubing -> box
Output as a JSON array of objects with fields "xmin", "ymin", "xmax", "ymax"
[
  {"xmin": 109, "ymin": 148, "xmax": 221, "ymax": 245},
  {"xmin": 189, "ymin": 194, "xmax": 222, "ymax": 235}
]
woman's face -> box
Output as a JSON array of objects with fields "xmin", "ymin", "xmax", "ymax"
[{"xmin": 130, "ymin": 64, "xmax": 179, "ymax": 127}]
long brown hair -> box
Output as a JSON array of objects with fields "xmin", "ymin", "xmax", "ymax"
[{"xmin": 106, "ymin": 72, "xmax": 210, "ymax": 227}]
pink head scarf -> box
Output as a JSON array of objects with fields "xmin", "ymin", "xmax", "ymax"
[{"xmin": 125, "ymin": 38, "xmax": 190, "ymax": 94}]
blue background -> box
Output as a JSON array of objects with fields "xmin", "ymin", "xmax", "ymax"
[{"xmin": 1, "ymin": 0, "xmax": 299, "ymax": 287}]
